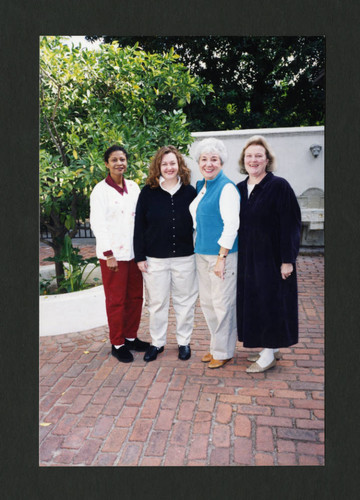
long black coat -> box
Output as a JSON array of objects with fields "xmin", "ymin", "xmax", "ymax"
[{"xmin": 236, "ymin": 172, "xmax": 301, "ymax": 348}]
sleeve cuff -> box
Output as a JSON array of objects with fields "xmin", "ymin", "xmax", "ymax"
[
  {"xmin": 134, "ymin": 254, "xmax": 146, "ymax": 263},
  {"xmin": 103, "ymin": 250, "xmax": 114, "ymax": 257},
  {"xmin": 217, "ymin": 235, "xmax": 237, "ymax": 250}
]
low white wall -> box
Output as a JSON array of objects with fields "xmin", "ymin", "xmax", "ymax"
[
  {"xmin": 39, "ymin": 263, "xmax": 105, "ymax": 336},
  {"xmin": 40, "ymin": 285, "xmax": 107, "ymax": 336},
  {"xmin": 187, "ymin": 126, "xmax": 324, "ymax": 197}
]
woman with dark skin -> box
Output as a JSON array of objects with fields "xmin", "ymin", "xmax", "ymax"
[
  {"xmin": 90, "ymin": 145, "xmax": 150, "ymax": 363},
  {"xmin": 236, "ymin": 136, "xmax": 301, "ymax": 373}
]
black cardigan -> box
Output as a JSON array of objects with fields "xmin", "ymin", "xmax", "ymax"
[{"xmin": 134, "ymin": 183, "xmax": 197, "ymax": 262}]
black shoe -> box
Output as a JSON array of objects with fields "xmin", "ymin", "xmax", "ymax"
[
  {"xmin": 125, "ymin": 337, "xmax": 150, "ymax": 352},
  {"xmin": 178, "ymin": 344, "xmax": 191, "ymax": 361},
  {"xmin": 143, "ymin": 345, "xmax": 164, "ymax": 362},
  {"xmin": 111, "ymin": 345, "xmax": 134, "ymax": 363}
]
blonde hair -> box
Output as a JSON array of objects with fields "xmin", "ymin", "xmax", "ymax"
[{"xmin": 239, "ymin": 135, "xmax": 276, "ymax": 174}]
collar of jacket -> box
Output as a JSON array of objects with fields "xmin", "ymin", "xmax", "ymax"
[
  {"xmin": 245, "ymin": 171, "xmax": 273, "ymax": 190},
  {"xmin": 105, "ymin": 174, "xmax": 128, "ymax": 195}
]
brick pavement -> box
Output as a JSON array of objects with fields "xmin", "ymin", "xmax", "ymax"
[{"xmin": 39, "ymin": 249, "xmax": 324, "ymax": 466}]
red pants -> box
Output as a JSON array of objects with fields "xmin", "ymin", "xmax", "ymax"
[{"xmin": 100, "ymin": 259, "xmax": 143, "ymax": 345}]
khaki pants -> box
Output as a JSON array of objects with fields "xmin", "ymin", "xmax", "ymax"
[
  {"xmin": 196, "ymin": 252, "xmax": 238, "ymax": 360},
  {"xmin": 143, "ymin": 255, "xmax": 198, "ymax": 348}
]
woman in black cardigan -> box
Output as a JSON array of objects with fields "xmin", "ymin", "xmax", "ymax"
[
  {"xmin": 134, "ymin": 146, "xmax": 198, "ymax": 362},
  {"xmin": 236, "ymin": 136, "xmax": 301, "ymax": 373}
]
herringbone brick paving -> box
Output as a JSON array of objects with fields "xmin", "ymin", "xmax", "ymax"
[{"xmin": 39, "ymin": 247, "xmax": 324, "ymax": 466}]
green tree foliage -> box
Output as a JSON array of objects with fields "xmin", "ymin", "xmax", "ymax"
[
  {"xmin": 87, "ymin": 36, "xmax": 325, "ymax": 131},
  {"xmin": 40, "ymin": 36, "xmax": 212, "ymax": 286}
]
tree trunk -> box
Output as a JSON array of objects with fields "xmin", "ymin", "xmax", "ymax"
[{"xmin": 53, "ymin": 238, "xmax": 65, "ymax": 289}]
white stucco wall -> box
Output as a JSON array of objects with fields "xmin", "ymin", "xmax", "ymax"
[
  {"xmin": 187, "ymin": 126, "xmax": 324, "ymax": 197},
  {"xmin": 40, "ymin": 285, "xmax": 107, "ymax": 336}
]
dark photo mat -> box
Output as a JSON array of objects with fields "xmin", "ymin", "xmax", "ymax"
[{"xmin": 1, "ymin": 0, "xmax": 359, "ymax": 498}]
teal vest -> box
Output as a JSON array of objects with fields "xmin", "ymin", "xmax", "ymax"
[{"xmin": 195, "ymin": 170, "xmax": 239, "ymax": 255}]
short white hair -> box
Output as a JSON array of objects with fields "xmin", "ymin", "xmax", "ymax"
[{"xmin": 193, "ymin": 137, "xmax": 228, "ymax": 165}]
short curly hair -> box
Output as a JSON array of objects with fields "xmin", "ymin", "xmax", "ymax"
[
  {"xmin": 146, "ymin": 145, "xmax": 191, "ymax": 189},
  {"xmin": 104, "ymin": 144, "xmax": 128, "ymax": 163},
  {"xmin": 193, "ymin": 137, "xmax": 228, "ymax": 165},
  {"xmin": 238, "ymin": 135, "xmax": 276, "ymax": 174}
]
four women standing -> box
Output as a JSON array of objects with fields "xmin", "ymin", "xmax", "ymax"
[{"xmin": 91, "ymin": 136, "xmax": 301, "ymax": 373}]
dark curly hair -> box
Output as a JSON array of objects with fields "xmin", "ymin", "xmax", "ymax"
[
  {"xmin": 146, "ymin": 145, "xmax": 191, "ymax": 188},
  {"xmin": 104, "ymin": 144, "xmax": 128, "ymax": 163}
]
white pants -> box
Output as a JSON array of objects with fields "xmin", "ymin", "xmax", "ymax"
[
  {"xmin": 196, "ymin": 252, "xmax": 238, "ymax": 360},
  {"xmin": 143, "ymin": 255, "xmax": 198, "ymax": 348}
]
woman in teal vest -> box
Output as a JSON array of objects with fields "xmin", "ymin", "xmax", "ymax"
[{"xmin": 189, "ymin": 138, "xmax": 240, "ymax": 369}]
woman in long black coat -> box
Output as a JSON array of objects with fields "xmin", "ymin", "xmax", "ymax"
[{"xmin": 236, "ymin": 135, "xmax": 301, "ymax": 373}]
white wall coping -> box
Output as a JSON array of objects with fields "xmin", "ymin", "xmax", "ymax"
[{"xmin": 192, "ymin": 126, "xmax": 324, "ymax": 138}]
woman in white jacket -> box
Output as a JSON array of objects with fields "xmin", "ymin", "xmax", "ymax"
[{"xmin": 90, "ymin": 145, "xmax": 149, "ymax": 363}]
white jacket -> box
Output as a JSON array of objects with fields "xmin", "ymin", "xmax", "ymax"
[{"xmin": 90, "ymin": 178, "xmax": 140, "ymax": 261}]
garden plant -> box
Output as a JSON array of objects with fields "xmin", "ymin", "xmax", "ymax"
[{"xmin": 40, "ymin": 36, "xmax": 212, "ymax": 290}]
